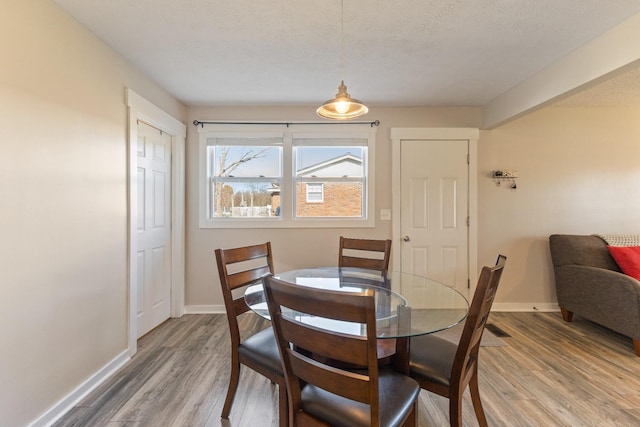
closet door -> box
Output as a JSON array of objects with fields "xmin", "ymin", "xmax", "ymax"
[{"xmin": 136, "ymin": 121, "xmax": 172, "ymax": 337}]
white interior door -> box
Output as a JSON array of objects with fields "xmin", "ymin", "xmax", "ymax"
[
  {"xmin": 400, "ymin": 139, "xmax": 469, "ymax": 297},
  {"xmin": 136, "ymin": 122, "xmax": 172, "ymax": 338}
]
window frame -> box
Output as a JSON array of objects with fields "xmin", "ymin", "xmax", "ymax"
[
  {"xmin": 305, "ymin": 183, "xmax": 324, "ymax": 203},
  {"xmin": 198, "ymin": 123, "xmax": 376, "ymax": 228},
  {"xmin": 208, "ymin": 138, "xmax": 283, "ymax": 219}
]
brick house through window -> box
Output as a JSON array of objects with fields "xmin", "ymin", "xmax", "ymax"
[{"xmin": 294, "ymin": 153, "xmax": 363, "ymax": 217}]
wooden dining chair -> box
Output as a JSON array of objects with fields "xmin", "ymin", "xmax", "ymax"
[
  {"xmin": 215, "ymin": 242, "xmax": 287, "ymax": 427},
  {"xmin": 339, "ymin": 236, "xmax": 392, "ymax": 272},
  {"xmin": 262, "ymin": 273, "xmax": 420, "ymax": 427},
  {"xmin": 408, "ymin": 255, "xmax": 507, "ymax": 427}
]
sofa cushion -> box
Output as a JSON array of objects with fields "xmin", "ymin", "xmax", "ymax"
[
  {"xmin": 549, "ymin": 234, "xmax": 621, "ymax": 271},
  {"xmin": 607, "ymin": 246, "xmax": 640, "ymax": 281}
]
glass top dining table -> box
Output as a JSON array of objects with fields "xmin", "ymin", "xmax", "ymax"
[{"xmin": 244, "ymin": 267, "xmax": 469, "ymax": 340}]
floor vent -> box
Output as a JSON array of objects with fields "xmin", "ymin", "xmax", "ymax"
[{"xmin": 486, "ymin": 323, "xmax": 511, "ymax": 337}]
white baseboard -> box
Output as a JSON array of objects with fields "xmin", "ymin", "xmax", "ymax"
[
  {"xmin": 492, "ymin": 302, "xmax": 560, "ymax": 312},
  {"xmin": 28, "ymin": 350, "xmax": 130, "ymax": 427},
  {"xmin": 185, "ymin": 304, "xmax": 226, "ymax": 314}
]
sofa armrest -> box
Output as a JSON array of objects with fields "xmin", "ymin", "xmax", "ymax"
[{"xmin": 555, "ymin": 265, "xmax": 640, "ymax": 339}]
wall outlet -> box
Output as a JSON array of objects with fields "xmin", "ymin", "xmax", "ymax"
[{"xmin": 380, "ymin": 209, "xmax": 391, "ymax": 221}]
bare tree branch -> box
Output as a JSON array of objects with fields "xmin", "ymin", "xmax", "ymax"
[
  {"xmin": 219, "ymin": 148, "xmax": 269, "ymax": 177},
  {"xmin": 214, "ymin": 147, "xmax": 270, "ymax": 216}
]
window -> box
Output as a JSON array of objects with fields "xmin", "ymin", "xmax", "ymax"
[
  {"xmin": 305, "ymin": 183, "xmax": 324, "ymax": 203},
  {"xmin": 295, "ymin": 143, "xmax": 365, "ymax": 217},
  {"xmin": 208, "ymin": 139, "xmax": 282, "ymax": 218},
  {"xmin": 199, "ymin": 124, "xmax": 376, "ymax": 228}
]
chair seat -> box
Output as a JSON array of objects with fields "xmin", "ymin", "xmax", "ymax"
[
  {"xmin": 238, "ymin": 327, "xmax": 283, "ymax": 375},
  {"xmin": 300, "ymin": 368, "xmax": 420, "ymax": 427},
  {"xmin": 408, "ymin": 334, "xmax": 457, "ymax": 388}
]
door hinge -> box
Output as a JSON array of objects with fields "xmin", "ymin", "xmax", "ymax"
[
  {"xmin": 467, "ymin": 278, "xmax": 471, "ymax": 289},
  {"xmin": 466, "ymin": 216, "xmax": 470, "ymax": 227},
  {"xmin": 466, "ymin": 154, "xmax": 470, "ymax": 165}
]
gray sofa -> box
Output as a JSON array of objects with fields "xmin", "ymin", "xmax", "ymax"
[{"xmin": 549, "ymin": 234, "xmax": 640, "ymax": 356}]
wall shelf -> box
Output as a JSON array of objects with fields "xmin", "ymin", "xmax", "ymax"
[
  {"xmin": 492, "ymin": 170, "xmax": 518, "ymax": 189},
  {"xmin": 492, "ymin": 170, "xmax": 518, "ymax": 179}
]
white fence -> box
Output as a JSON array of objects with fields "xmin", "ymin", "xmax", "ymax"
[{"xmin": 229, "ymin": 206, "xmax": 272, "ymax": 217}]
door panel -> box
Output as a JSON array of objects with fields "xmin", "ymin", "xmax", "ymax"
[
  {"xmin": 400, "ymin": 139, "xmax": 469, "ymax": 297},
  {"xmin": 136, "ymin": 122, "xmax": 172, "ymax": 338}
]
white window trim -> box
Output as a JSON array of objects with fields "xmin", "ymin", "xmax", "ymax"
[{"xmin": 198, "ymin": 123, "xmax": 376, "ymax": 228}]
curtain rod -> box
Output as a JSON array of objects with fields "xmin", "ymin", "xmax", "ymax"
[{"xmin": 192, "ymin": 119, "xmax": 380, "ymax": 128}]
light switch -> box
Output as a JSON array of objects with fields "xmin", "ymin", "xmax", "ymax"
[{"xmin": 380, "ymin": 209, "xmax": 391, "ymax": 221}]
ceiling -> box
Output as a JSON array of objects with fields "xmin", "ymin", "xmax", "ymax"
[{"xmin": 52, "ymin": 0, "xmax": 640, "ymax": 109}]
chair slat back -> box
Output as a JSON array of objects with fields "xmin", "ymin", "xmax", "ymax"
[
  {"xmin": 280, "ymin": 311, "xmax": 370, "ymax": 367},
  {"xmin": 226, "ymin": 265, "xmax": 272, "ymax": 291},
  {"xmin": 262, "ymin": 274, "xmax": 381, "ymax": 423},
  {"xmin": 452, "ymin": 255, "xmax": 506, "ymax": 388},
  {"xmin": 288, "ymin": 352, "xmax": 371, "ymax": 404},
  {"xmin": 215, "ymin": 242, "xmax": 274, "ymax": 345},
  {"xmin": 339, "ymin": 236, "xmax": 392, "ymax": 272}
]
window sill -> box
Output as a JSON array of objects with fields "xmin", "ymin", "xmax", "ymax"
[{"xmin": 198, "ymin": 216, "xmax": 375, "ymax": 229}]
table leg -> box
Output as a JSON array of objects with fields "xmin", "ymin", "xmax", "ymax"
[{"xmin": 394, "ymin": 336, "xmax": 410, "ymax": 375}]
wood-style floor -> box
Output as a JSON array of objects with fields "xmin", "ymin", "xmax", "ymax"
[{"xmin": 54, "ymin": 312, "xmax": 640, "ymax": 427}]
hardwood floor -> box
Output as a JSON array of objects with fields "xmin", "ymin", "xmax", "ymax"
[{"xmin": 54, "ymin": 312, "xmax": 640, "ymax": 427}]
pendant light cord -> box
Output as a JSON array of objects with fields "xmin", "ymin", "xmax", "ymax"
[{"xmin": 340, "ymin": 0, "xmax": 344, "ymax": 83}]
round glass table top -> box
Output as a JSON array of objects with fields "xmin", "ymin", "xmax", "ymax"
[{"xmin": 244, "ymin": 267, "xmax": 469, "ymax": 339}]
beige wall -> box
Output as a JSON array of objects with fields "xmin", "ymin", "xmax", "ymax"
[
  {"xmin": 186, "ymin": 106, "xmax": 640, "ymax": 313},
  {"xmin": 0, "ymin": 1, "xmax": 185, "ymax": 426},
  {"xmin": 479, "ymin": 107, "xmax": 640, "ymax": 309},
  {"xmin": 185, "ymin": 106, "xmax": 483, "ymax": 308}
]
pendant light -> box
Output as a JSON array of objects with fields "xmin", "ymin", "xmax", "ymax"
[{"xmin": 316, "ymin": 0, "xmax": 368, "ymax": 120}]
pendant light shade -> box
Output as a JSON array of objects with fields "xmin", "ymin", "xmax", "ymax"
[
  {"xmin": 317, "ymin": 0, "xmax": 368, "ymax": 120},
  {"xmin": 316, "ymin": 80, "xmax": 369, "ymax": 120}
]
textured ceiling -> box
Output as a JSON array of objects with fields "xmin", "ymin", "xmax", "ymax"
[
  {"xmin": 52, "ymin": 0, "xmax": 640, "ymax": 108},
  {"xmin": 553, "ymin": 66, "xmax": 640, "ymax": 107}
]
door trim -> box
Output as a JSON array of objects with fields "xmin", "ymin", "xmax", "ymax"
[
  {"xmin": 390, "ymin": 127, "xmax": 479, "ymax": 293},
  {"xmin": 126, "ymin": 89, "xmax": 186, "ymax": 356}
]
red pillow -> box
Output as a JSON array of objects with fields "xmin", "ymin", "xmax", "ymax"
[{"xmin": 607, "ymin": 246, "xmax": 640, "ymax": 281}]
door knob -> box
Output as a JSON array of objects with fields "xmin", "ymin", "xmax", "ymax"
[{"xmin": 403, "ymin": 236, "xmax": 411, "ymax": 242}]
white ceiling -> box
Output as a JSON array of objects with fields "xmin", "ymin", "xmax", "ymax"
[{"xmin": 52, "ymin": 0, "xmax": 640, "ymax": 109}]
